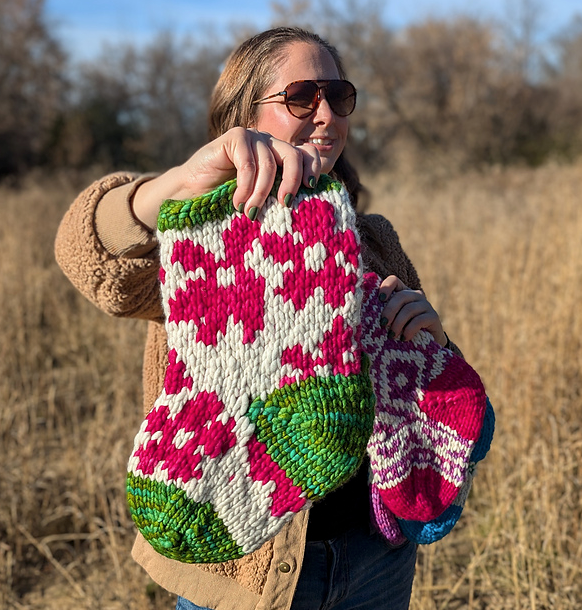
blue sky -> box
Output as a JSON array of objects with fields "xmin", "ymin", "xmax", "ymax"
[{"xmin": 46, "ymin": 0, "xmax": 582, "ymax": 61}]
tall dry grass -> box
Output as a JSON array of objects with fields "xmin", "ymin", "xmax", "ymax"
[
  {"xmin": 0, "ymin": 162, "xmax": 581, "ymax": 609},
  {"xmin": 367, "ymin": 162, "xmax": 582, "ymax": 609},
  {"xmin": 0, "ymin": 171, "xmax": 172, "ymax": 609}
]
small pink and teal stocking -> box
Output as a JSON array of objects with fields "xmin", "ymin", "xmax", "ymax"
[{"xmin": 360, "ymin": 273, "xmax": 488, "ymax": 536}]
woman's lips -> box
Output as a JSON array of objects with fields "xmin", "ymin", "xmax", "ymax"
[{"xmin": 309, "ymin": 137, "xmax": 333, "ymax": 146}]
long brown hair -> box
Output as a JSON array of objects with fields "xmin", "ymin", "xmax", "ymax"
[{"xmin": 208, "ymin": 27, "xmax": 364, "ymax": 209}]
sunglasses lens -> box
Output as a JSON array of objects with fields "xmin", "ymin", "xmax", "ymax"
[
  {"xmin": 283, "ymin": 81, "xmax": 357, "ymax": 118},
  {"xmin": 327, "ymin": 81, "xmax": 357, "ymax": 116},
  {"xmin": 285, "ymin": 81, "xmax": 319, "ymax": 118}
]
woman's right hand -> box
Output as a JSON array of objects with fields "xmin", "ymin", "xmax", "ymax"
[{"xmin": 132, "ymin": 127, "xmax": 322, "ymax": 229}]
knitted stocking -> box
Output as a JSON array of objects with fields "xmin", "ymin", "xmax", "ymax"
[
  {"xmin": 127, "ymin": 176, "xmax": 375, "ymax": 563},
  {"xmin": 370, "ymin": 397, "xmax": 495, "ymax": 545},
  {"xmin": 396, "ymin": 396, "xmax": 495, "ymax": 543},
  {"xmin": 361, "ymin": 273, "xmax": 487, "ymax": 523}
]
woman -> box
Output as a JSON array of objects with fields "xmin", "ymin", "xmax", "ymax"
[{"xmin": 56, "ymin": 27, "xmax": 457, "ymax": 610}]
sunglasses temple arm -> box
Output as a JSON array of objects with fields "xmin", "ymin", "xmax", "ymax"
[{"xmin": 252, "ymin": 91, "xmax": 286, "ymax": 105}]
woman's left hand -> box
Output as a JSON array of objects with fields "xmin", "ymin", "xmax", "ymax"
[{"xmin": 378, "ymin": 275, "xmax": 447, "ymax": 347}]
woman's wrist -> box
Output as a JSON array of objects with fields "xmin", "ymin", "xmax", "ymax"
[
  {"xmin": 131, "ymin": 167, "xmax": 186, "ymax": 230},
  {"xmin": 131, "ymin": 178, "xmax": 164, "ymax": 231},
  {"xmin": 95, "ymin": 175, "xmax": 160, "ymax": 256}
]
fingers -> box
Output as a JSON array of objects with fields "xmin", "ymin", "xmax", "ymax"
[
  {"xmin": 378, "ymin": 275, "xmax": 408, "ymax": 302},
  {"xmin": 379, "ymin": 290, "xmax": 425, "ymax": 337},
  {"xmin": 381, "ymin": 298, "xmax": 431, "ymax": 340},
  {"xmin": 377, "ymin": 276, "xmax": 445, "ymax": 344},
  {"xmin": 295, "ymin": 142, "xmax": 322, "ymax": 189},
  {"xmin": 276, "ymin": 147, "xmax": 308, "ymax": 209},
  {"xmin": 237, "ymin": 136, "xmax": 279, "ymax": 219},
  {"xmin": 277, "ymin": 144, "xmax": 321, "ymax": 207},
  {"xmin": 173, "ymin": 127, "xmax": 323, "ymax": 221},
  {"xmin": 226, "ymin": 129, "xmax": 321, "ymax": 219}
]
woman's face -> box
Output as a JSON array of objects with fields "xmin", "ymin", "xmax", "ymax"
[{"xmin": 253, "ymin": 42, "xmax": 349, "ymax": 175}]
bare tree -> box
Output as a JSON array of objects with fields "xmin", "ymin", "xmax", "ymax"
[
  {"xmin": 271, "ymin": 0, "xmax": 579, "ymax": 169},
  {"xmin": 542, "ymin": 15, "xmax": 582, "ymax": 158},
  {"xmin": 1, "ymin": 0, "xmax": 581, "ymax": 176},
  {"xmin": 56, "ymin": 32, "xmax": 229, "ymax": 171},
  {"xmin": 0, "ymin": 0, "xmax": 67, "ymax": 176},
  {"xmin": 132, "ymin": 33, "xmax": 227, "ymax": 168},
  {"xmin": 501, "ymin": 0, "xmax": 545, "ymax": 80}
]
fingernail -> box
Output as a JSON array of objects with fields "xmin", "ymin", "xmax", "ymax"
[
  {"xmin": 387, "ymin": 329, "xmax": 396, "ymax": 339},
  {"xmin": 400, "ymin": 334, "xmax": 406, "ymax": 342},
  {"xmin": 284, "ymin": 193, "xmax": 293, "ymax": 208},
  {"xmin": 379, "ymin": 317, "xmax": 388, "ymax": 328},
  {"xmin": 378, "ymin": 292, "xmax": 387, "ymax": 302},
  {"xmin": 237, "ymin": 202, "xmax": 245, "ymax": 213},
  {"xmin": 308, "ymin": 176, "xmax": 316, "ymax": 188},
  {"xmin": 248, "ymin": 206, "xmax": 259, "ymax": 221}
]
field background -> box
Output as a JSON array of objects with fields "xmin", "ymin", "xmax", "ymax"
[{"xmin": 1, "ymin": 161, "xmax": 581, "ymax": 609}]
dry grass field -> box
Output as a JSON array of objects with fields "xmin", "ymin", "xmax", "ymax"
[{"xmin": 1, "ymin": 161, "xmax": 581, "ymax": 609}]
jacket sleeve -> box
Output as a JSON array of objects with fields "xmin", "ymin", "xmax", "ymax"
[
  {"xmin": 54, "ymin": 172, "xmax": 164, "ymax": 322},
  {"xmin": 357, "ymin": 213, "xmax": 422, "ymax": 290},
  {"xmin": 357, "ymin": 213, "xmax": 463, "ymax": 358}
]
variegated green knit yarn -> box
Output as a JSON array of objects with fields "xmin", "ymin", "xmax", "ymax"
[{"xmin": 127, "ymin": 174, "xmax": 374, "ymax": 562}]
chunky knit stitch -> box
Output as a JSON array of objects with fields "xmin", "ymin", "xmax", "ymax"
[
  {"xmin": 58, "ymin": 171, "xmax": 491, "ymax": 607},
  {"xmin": 396, "ymin": 396, "xmax": 495, "ymax": 543},
  {"xmin": 127, "ymin": 176, "xmax": 375, "ymax": 563},
  {"xmin": 369, "ymin": 396, "xmax": 494, "ymax": 545},
  {"xmin": 360, "ymin": 274, "xmax": 487, "ymax": 527}
]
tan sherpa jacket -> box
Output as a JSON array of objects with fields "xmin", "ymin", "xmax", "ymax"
[{"xmin": 55, "ymin": 172, "xmax": 459, "ymax": 610}]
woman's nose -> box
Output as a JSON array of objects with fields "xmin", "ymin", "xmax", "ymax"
[{"xmin": 313, "ymin": 93, "xmax": 335, "ymax": 123}]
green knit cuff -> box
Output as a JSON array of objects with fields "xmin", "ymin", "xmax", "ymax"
[{"xmin": 157, "ymin": 173, "xmax": 343, "ymax": 232}]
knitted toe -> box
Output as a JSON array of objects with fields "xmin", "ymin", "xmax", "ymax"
[
  {"xmin": 127, "ymin": 474, "xmax": 244, "ymax": 562},
  {"xmin": 397, "ymin": 397, "xmax": 495, "ymax": 543}
]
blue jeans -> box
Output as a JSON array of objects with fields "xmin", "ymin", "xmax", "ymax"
[
  {"xmin": 176, "ymin": 526, "xmax": 416, "ymax": 610},
  {"xmin": 176, "ymin": 598, "xmax": 211, "ymax": 610}
]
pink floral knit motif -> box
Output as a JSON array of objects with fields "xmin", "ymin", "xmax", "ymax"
[
  {"xmin": 166, "ymin": 219, "xmax": 266, "ymax": 345},
  {"xmin": 161, "ymin": 198, "xmax": 360, "ymax": 369},
  {"xmin": 127, "ymin": 182, "xmax": 373, "ymax": 562},
  {"xmin": 361, "ymin": 273, "xmax": 487, "ymax": 522},
  {"xmin": 133, "ymin": 391, "xmax": 237, "ymax": 484}
]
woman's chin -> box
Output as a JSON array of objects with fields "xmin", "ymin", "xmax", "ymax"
[{"xmin": 320, "ymin": 156, "xmax": 339, "ymax": 175}]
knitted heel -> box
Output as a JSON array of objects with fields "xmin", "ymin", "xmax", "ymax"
[
  {"xmin": 127, "ymin": 176, "xmax": 375, "ymax": 563},
  {"xmin": 361, "ymin": 273, "xmax": 487, "ymax": 522}
]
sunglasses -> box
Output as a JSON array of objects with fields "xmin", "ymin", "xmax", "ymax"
[{"xmin": 252, "ymin": 80, "xmax": 357, "ymax": 119}]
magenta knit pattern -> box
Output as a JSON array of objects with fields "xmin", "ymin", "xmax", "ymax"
[
  {"xmin": 127, "ymin": 178, "xmax": 375, "ymax": 563},
  {"xmin": 361, "ymin": 273, "xmax": 487, "ymax": 525}
]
